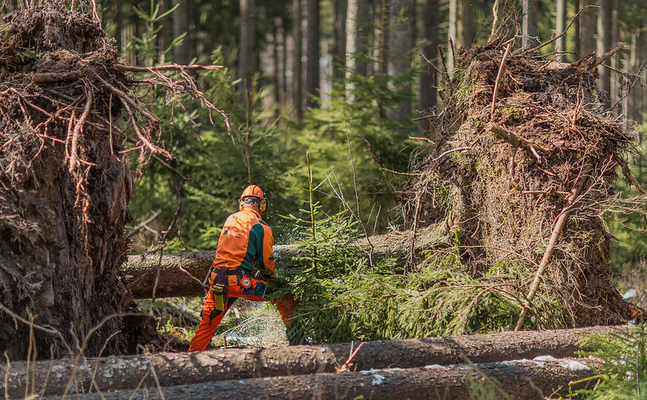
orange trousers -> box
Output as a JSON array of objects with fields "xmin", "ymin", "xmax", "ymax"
[{"xmin": 188, "ymin": 269, "xmax": 293, "ymax": 352}]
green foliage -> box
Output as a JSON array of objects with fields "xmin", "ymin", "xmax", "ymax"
[
  {"xmin": 607, "ymin": 125, "xmax": 647, "ymax": 274},
  {"xmin": 275, "ymin": 183, "xmax": 568, "ymax": 344},
  {"xmin": 575, "ymin": 324, "xmax": 647, "ymax": 399}
]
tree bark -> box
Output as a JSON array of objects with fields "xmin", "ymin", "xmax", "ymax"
[
  {"xmin": 345, "ymin": 0, "xmax": 370, "ymax": 80},
  {"xmin": 239, "ymin": 0, "xmax": 256, "ymax": 93},
  {"xmin": 4, "ymin": 326, "xmax": 615, "ymax": 398},
  {"xmin": 172, "ymin": 0, "xmax": 190, "ymax": 64},
  {"xmin": 555, "ymin": 0, "xmax": 568, "ymax": 61},
  {"xmin": 43, "ymin": 357, "xmax": 603, "ymax": 400},
  {"xmin": 305, "ymin": 0, "xmax": 320, "ymax": 108},
  {"xmin": 419, "ymin": 0, "xmax": 439, "ymax": 118},
  {"xmin": 523, "ymin": 0, "xmax": 539, "ymax": 49},
  {"xmin": 597, "ymin": 0, "xmax": 612, "ymax": 109},
  {"xmin": 447, "ymin": 0, "xmax": 473, "ymax": 72},
  {"xmin": 292, "ymin": 0, "xmax": 304, "ymax": 120},
  {"xmin": 386, "ymin": 0, "xmax": 415, "ymax": 121},
  {"xmin": 578, "ymin": 0, "xmax": 596, "ymax": 57},
  {"xmin": 333, "ymin": 0, "xmax": 347, "ymax": 82}
]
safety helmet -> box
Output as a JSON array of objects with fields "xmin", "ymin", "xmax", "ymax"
[{"xmin": 239, "ymin": 185, "xmax": 267, "ymax": 212}]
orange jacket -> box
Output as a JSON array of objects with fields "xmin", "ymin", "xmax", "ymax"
[{"xmin": 212, "ymin": 208, "xmax": 275, "ymax": 275}]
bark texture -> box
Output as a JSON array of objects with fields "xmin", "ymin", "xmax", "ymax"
[
  {"xmin": 3, "ymin": 326, "xmax": 616, "ymax": 398},
  {"xmin": 45, "ymin": 357, "xmax": 602, "ymax": 400}
]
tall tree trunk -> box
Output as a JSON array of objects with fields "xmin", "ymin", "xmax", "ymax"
[
  {"xmin": 306, "ymin": 0, "xmax": 320, "ymax": 108},
  {"xmin": 172, "ymin": 0, "xmax": 190, "ymax": 64},
  {"xmin": 239, "ymin": 0, "xmax": 256, "ymax": 93},
  {"xmin": 346, "ymin": 0, "xmax": 370, "ymax": 80},
  {"xmin": 419, "ymin": 0, "xmax": 438, "ymax": 121},
  {"xmin": 115, "ymin": 0, "xmax": 122, "ymax": 53},
  {"xmin": 273, "ymin": 19, "xmax": 281, "ymax": 106},
  {"xmin": 447, "ymin": 0, "xmax": 472, "ymax": 72},
  {"xmin": 386, "ymin": 0, "xmax": 415, "ymax": 121},
  {"xmin": 333, "ymin": 0, "xmax": 347, "ymax": 82},
  {"xmin": 609, "ymin": 0, "xmax": 619, "ymax": 112},
  {"xmin": 597, "ymin": 0, "xmax": 612, "ymax": 109},
  {"xmin": 292, "ymin": 0, "xmax": 304, "ymax": 120},
  {"xmin": 522, "ymin": 0, "xmax": 539, "ymax": 49},
  {"xmin": 555, "ymin": 0, "xmax": 568, "ymax": 61},
  {"xmin": 578, "ymin": 0, "xmax": 596, "ymax": 56}
]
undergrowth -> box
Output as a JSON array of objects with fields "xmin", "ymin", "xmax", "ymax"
[
  {"xmin": 573, "ymin": 323, "xmax": 647, "ymax": 399},
  {"xmin": 272, "ymin": 180, "xmax": 570, "ymax": 344}
]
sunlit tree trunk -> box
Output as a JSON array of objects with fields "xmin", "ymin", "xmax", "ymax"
[
  {"xmin": 306, "ymin": 0, "xmax": 320, "ymax": 108},
  {"xmin": 597, "ymin": 0, "xmax": 612, "ymax": 108},
  {"xmin": 448, "ymin": 0, "xmax": 473, "ymax": 72},
  {"xmin": 346, "ymin": 0, "xmax": 370, "ymax": 80},
  {"xmin": 555, "ymin": 0, "xmax": 567, "ymax": 61}
]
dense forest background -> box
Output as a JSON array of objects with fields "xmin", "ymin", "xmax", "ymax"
[{"xmin": 27, "ymin": 0, "xmax": 645, "ymax": 273}]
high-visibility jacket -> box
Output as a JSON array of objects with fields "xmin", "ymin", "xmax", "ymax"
[{"xmin": 212, "ymin": 208, "xmax": 275, "ymax": 275}]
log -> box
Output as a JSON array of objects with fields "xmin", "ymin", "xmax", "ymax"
[
  {"xmin": 123, "ymin": 245, "xmax": 296, "ymax": 298},
  {"xmin": 47, "ymin": 357, "xmax": 602, "ymax": 400},
  {"xmin": 124, "ymin": 226, "xmax": 446, "ymax": 299},
  {"xmin": 2, "ymin": 326, "xmax": 616, "ymax": 398}
]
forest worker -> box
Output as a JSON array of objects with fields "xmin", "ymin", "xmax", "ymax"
[{"xmin": 188, "ymin": 185, "xmax": 296, "ymax": 352}]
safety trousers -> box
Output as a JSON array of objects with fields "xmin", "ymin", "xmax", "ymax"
[{"xmin": 188, "ymin": 268, "xmax": 294, "ymax": 352}]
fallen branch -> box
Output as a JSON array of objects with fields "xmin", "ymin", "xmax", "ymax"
[
  {"xmin": 113, "ymin": 64, "xmax": 224, "ymax": 73},
  {"xmin": 490, "ymin": 126, "xmax": 550, "ymax": 153}
]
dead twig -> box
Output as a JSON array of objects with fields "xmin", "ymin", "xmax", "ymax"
[
  {"xmin": 523, "ymin": 5, "xmax": 596, "ymax": 55},
  {"xmin": 113, "ymin": 64, "xmax": 223, "ymax": 73},
  {"xmin": 336, "ymin": 342, "xmax": 365, "ymax": 373}
]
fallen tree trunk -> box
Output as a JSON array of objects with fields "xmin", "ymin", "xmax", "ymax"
[
  {"xmin": 3, "ymin": 325, "xmax": 615, "ymax": 398},
  {"xmin": 124, "ymin": 225, "xmax": 447, "ymax": 299},
  {"xmin": 48, "ymin": 357, "xmax": 602, "ymax": 400},
  {"xmin": 123, "ymin": 245, "xmax": 296, "ymax": 298}
]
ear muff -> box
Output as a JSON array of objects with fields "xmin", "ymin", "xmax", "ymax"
[
  {"xmin": 239, "ymin": 200, "xmax": 244, "ymax": 212},
  {"xmin": 259, "ymin": 198, "xmax": 267, "ymax": 213}
]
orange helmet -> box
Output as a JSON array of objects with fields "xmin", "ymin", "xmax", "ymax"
[{"xmin": 239, "ymin": 185, "xmax": 267, "ymax": 212}]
